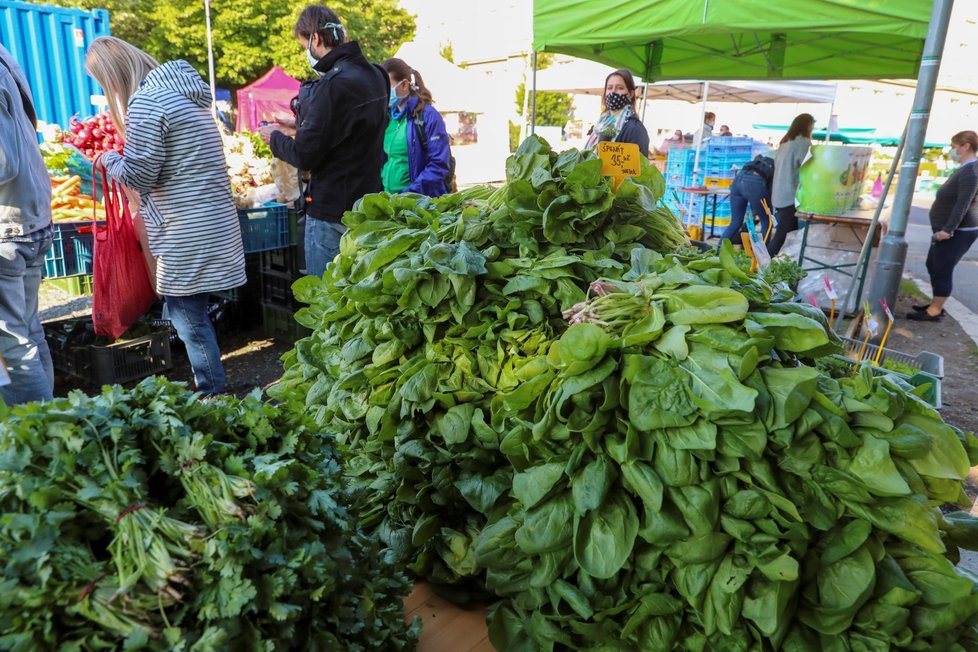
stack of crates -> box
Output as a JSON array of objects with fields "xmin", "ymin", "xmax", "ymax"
[
  {"xmin": 259, "ymin": 208, "xmax": 311, "ymax": 343},
  {"xmin": 41, "ymin": 222, "xmax": 100, "ymax": 295},
  {"xmin": 663, "ymin": 148, "xmax": 704, "ymax": 223}
]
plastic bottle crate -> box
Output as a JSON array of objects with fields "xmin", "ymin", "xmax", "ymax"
[
  {"xmin": 238, "ymin": 203, "xmax": 289, "ymax": 254},
  {"xmin": 43, "ymin": 222, "xmax": 99, "ymax": 278},
  {"xmin": 42, "ymin": 273, "xmax": 93, "ymax": 296},
  {"xmin": 262, "ymin": 304, "xmax": 311, "ymax": 343},
  {"xmin": 45, "ymin": 317, "xmax": 173, "ymax": 385}
]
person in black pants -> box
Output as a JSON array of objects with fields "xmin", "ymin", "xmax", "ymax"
[
  {"xmin": 767, "ymin": 113, "xmax": 815, "ymax": 255},
  {"xmin": 908, "ymin": 130, "xmax": 978, "ymax": 322},
  {"xmin": 720, "ymin": 155, "xmax": 774, "ymax": 244}
]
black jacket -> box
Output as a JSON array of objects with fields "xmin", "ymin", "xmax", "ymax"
[
  {"xmin": 618, "ymin": 114, "xmax": 650, "ymax": 157},
  {"xmin": 270, "ymin": 41, "xmax": 388, "ymax": 222}
]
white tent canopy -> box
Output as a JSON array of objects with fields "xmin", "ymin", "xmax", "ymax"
[
  {"xmin": 392, "ymin": 41, "xmax": 487, "ymax": 113},
  {"xmin": 534, "ymin": 59, "xmax": 837, "ymax": 103}
]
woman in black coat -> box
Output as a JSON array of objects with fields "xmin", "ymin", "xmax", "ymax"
[{"xmin": 585, "ymin": 68, "xmax": 650, "ymax": 157}]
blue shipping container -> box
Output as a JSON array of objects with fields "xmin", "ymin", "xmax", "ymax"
[{"xmin": 0, "ymin": 0, "xmax": 109, "ymax": 130}]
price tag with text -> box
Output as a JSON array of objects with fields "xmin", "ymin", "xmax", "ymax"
[
  {"xmin": 823, "ymin": 275, "xmax": 837, "ymax": 301},
  {"xmin": 598, "ymin": 141, "xmax": 641, "ymax": 189},
  {"xmin": 863, "ymin": 301, "xmax": 878, "ymax": 337}
]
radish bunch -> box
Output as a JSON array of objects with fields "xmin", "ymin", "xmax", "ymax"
[{"xmin": 62, "ymin": 113, "xmax": 124, "ymax": 158}]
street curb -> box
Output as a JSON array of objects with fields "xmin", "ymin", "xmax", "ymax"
[{"xmin": 906, "ymin": 273, "xmax": 978, "ymax": 351}]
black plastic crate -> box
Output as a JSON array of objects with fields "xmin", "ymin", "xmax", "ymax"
[
  {"xmin": 45, "ymin": 317, "xmax": 173, "ymax": 385},
  {"xmin": 260, "ymin": 268, "xmax": 299, "ymax": 310},
  {"xmin": 262, "ymin": 304, "xmax": 311, "ymax": 343},
  {"xmin": 260, "ymin": 245, "xmax": 300, "ymax": 277}
]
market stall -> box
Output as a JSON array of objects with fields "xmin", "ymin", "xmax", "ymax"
[{"xmin": 234, "ymin": 66, "xmax": 301, "ymax": 133}]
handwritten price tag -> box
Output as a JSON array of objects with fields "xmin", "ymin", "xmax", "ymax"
[
  {"xmin": 823, "ymin": 275, "xmax": 838, "ymax": 301},
  {"xmin": 598, "ymin": 141, "xmax": 641, "ymax": 189}
]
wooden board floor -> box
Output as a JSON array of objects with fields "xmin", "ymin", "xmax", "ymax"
[{"xmin": 404, "ymin": 582, "xmax": 494, "ymax": 651}]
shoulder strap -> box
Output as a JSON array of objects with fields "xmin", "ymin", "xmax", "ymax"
[
  {"xmin": 413, "ymin": 111, "xmax": 428, "ymax": 152},
  {"xmin": 0, "ymin": 55, "xmax": 37, "ymax": 129}
]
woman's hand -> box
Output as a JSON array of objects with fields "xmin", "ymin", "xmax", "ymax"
[
  {"xmin": 275, "ymin": 114, "xmax": 296, "ymax": 130},
  {"xmin": 934, "ymin": 230, "xmax": 953, "ymax": 241},
  {"xmin": 92, "ymin": 151, "xmax": 108, "ymax": 171}
]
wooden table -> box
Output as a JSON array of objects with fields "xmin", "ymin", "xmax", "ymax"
[{"xmin": 677, "ymin": 186, "xmax": 730, "ymax": 238}]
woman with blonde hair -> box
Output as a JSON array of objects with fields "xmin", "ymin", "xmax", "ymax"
[{"xmin": 87, "ymin": 36, "xmax": 246, "ymax": 395}]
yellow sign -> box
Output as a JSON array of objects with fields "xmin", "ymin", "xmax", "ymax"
[{"xmin": 598, "ymin": 141, "xmax": 641, "ymax": 189}]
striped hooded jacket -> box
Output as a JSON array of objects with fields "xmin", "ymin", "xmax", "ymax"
[{"xmin": 102, "ymin": 60, "xmax": 246, "ymax": 297}]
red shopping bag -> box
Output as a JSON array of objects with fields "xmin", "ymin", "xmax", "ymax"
[{"xmin": 92, "ymin": 169, "xmax": 157, "ymax": 339}]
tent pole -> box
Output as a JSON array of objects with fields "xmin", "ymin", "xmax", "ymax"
[
  {"xmin": 867, "ymin": 0, "xmax": 953, "ymax": 319},
  {"xmin": 641, "ymin": 79, "xmax": 650, "ymax": 122},
  {"xmin": 204, "ymin": 0, "xmax": 218, "ymax": 119},
  {"xmin": 835, "ymin": 121, "xmax": 908, "ymax": 331},
  {"xmin": 530, "ymin": 51, "xmax": 538, "ymax": 136},
  {"xmin": 688, "ymin": 81, "xmax": 710, "ymax": 225}
]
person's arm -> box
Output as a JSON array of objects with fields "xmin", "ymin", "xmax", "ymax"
[
  {"xmin": 270, "ymin": 80, "xmax": 348, "ymax": 171},
  {"xmin": 941, "ymin": 166, "xmax": 978, "ymax": 234},
  {"xmin": 0, "ymin": 89, "xmax": 22, "ymax": 185},
  {"xmin": 405, "ymin": 108, "xmax": 451, "ymax": 195},
  {"xmin": 101, "ymin": 95, "xmax": 168, "ymax": 197}
]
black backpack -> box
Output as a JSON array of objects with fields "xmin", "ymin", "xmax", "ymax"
[{"xmin": 413, "ymin": 112, "xmax": 456, "ymax": 195}]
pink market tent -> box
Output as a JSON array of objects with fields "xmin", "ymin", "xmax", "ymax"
[{"xmin": 235, "ymin": 66, "xmax": 301, "ymax": 132}]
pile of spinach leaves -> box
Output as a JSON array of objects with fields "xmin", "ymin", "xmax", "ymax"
[
  {"xmin": 0, "ymin": 378, "xmax": 418, "ymax": 651},
  {"xmin": 271, "ymin": 136, "xmax": 978, "ymax": 650}
]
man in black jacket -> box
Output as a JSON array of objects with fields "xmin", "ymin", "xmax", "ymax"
[{"xmin": 260, "ymin": 5, "xmax": 388, "ymax": 277}]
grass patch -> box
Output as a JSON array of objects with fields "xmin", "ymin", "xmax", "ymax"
[
  {"xmin": 967, "ymin": 340, "xmax": 978, "ymax": 358},
  {"xmin": 900, "ymin": 279, "xmax": 928, "ymax": 301}
]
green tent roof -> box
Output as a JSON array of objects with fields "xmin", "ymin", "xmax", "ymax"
[{"xmin": 533, "ymin": 0, "xmax": 933, "ymax": 81}]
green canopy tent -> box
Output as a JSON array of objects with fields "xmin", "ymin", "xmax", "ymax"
[
  {"xmin": 530, "ymin": 0, "xmax": 950, "ymax": 330},
  {"xmin": 532, "ymin": 0, "xmax": 931, "ymax": 82}
]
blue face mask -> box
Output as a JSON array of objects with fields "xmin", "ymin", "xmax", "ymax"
[{"xmin": 389, "ymin": 87, "xmax": 400, "ymax": 110}]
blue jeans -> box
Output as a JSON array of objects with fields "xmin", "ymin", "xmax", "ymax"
[
  {"xmin": 0, "ymin": 226, "xmax": 54, "ymax": 405},
  {"xmin": 304, "ymin": 218, "xmax": 346, "ymax": 278},
  {"xmin": 722, "ymin": 173, "xmax": 770, "ymax": 243},
  {"xmin": 164, "ymin": 293, "xmax": 225, "ymax": 395}
]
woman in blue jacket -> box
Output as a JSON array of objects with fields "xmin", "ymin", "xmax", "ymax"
[{"xmin": 380, "ymin": 58, "xmax": 453, "ymax": 197}]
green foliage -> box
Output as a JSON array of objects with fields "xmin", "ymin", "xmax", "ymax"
[
  {"xmin": 515, "ymin": 81, "xmax": 574, "ymax": 127},
  {"xmin": 28, "ymin": 0, "xmax": 414, "ymax": 88},
  {"xmin": 508, "ymin": 120, "xmax": 521, "ymax": 152},
  {"xmin": 270, "ymin": 137, "xmax": 978, "ymax": 650},
  {"xmin": 0, "ymin": 378, "xmax": 418, "ymax": 650},
  {"xmin": 439, "ymin": 41, "xmax": 454, "ymax": 63}
]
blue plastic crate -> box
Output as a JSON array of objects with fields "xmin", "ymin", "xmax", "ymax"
[
  {"xmin": 708, "ymin": 137, "xmax": 754, "ymax": 149},
  {"xmin": 43, "ymin": 221, "xmax": 98, "ymax": 278},
  {"xmin": 238, "ymin": 203, "xmax": 289, "ymax": 255}
]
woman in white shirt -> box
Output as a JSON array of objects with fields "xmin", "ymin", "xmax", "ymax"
[{"xmin": 767, "ymin": 113, "xmax": 814, "ymax": 255}]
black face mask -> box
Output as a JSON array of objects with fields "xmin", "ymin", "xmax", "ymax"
[{"xmin": 605, "ymin": 92, "xmax": 630, "ymax": 111}]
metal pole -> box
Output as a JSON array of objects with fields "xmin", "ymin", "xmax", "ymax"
[
  {"xmin": 867, "ymin": 0, "xmax": 953, "ymax": 312},
  {"xmin": 530, "ymin": 51, "xmax": 538, "ymax": 136},
  {"xmin": 641, "ymin": 79, "xmax": 650, "ymax": 122},
  {"xmin": 204, "ymin": 0, "xmax": 218, "ymax": 118},
  {"xmin": 835, "ymin": 122, "xmax": 907, "ymax": 331},
  {"xmin": 687, "ymin": 81, "xmax": 710, "ymax": 224}
]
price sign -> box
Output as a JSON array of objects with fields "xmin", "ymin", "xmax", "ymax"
[
  {"xmin": 823, "ymin": 275, "xmax": 838, "ymax": 301},
  {"xmin": 808, "ymin": 295, "xmax": 819, "ymax": 307},
  {"xmin": 598, "ymin": 141, "xmax": 642, "ymax": 189},
  {"xmin": 863, "ymin": 301, "xmax": 878, "ymax": 337}
]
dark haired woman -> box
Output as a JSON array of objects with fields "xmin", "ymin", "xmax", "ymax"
[
  {"xmin": 259, "ymin": 4, "xmax": 388, "ymax": 277},
  {"xmin": 908, "ymin": 130, "xmax": 978, "ymax": 322},
  {"xmin": 585, "ymin": 69, "xmax": 650, "ymax": 157},
  {"xmin": 380, "ymin": 58, "xmax": 452, "ymax": 197},
  {"xmin": 766, "ymin": 113, "xmax": 815, "ymax": 255}
]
